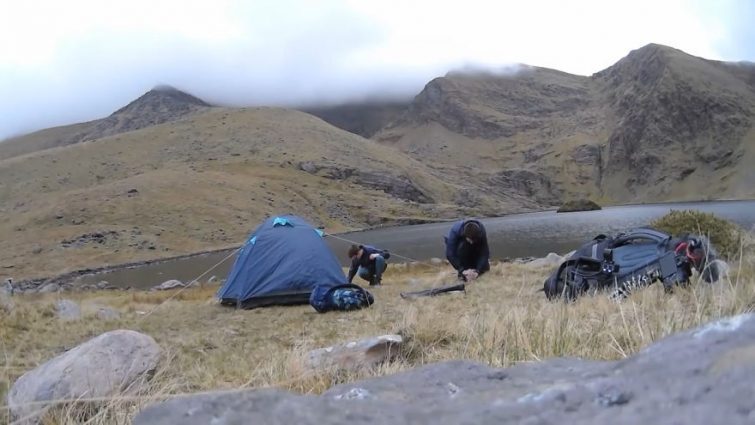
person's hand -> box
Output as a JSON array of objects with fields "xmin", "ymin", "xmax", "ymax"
[{"xmin": 463, "ymin": 269, "xmax": 478, "ymax": 281}]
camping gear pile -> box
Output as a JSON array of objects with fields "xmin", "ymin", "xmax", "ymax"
[
  {"xmin": 542, "ymin": 227, "xmax": 720, "ymax": 301},
  {"xmin": 217, "ymin": 216, "xmax": 723, "ymax": 311}
]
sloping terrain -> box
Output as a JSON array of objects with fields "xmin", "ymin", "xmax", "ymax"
[
  {"xmin": 370, "ymin": 44, "xmax": 755, "ymax": 203},
  {"xmin": 0, "ymin": 105, "xmax": 551, "ymax": 280},
  {"xmin": 594, "ymin": 44, "xmax": 755, "ymax": 200},
  {"xmin": 0, "ymin": 86, "xmax": 211, "ymax": 160}
]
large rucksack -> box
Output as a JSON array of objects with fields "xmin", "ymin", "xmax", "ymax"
[
  {"xmin": 310, "ymin": 283, "xmax": 375, "ymax": 313},
  {"xmin": 543, "ymin": 227, "xmax": 719, "ymax": 301}
]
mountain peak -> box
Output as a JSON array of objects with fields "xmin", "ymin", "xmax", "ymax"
[
  {"xmin": 151, "ymin": 84, "xmax": 182, "ymax": 93},
  {"xmin": 634, "ymin": 43, "xmax": 676, "ymax": 53},
  {"xmin": 113, "ymin": 86, "xmax": 210, "ymax": 116},
  {"xmin": 593, "ymin": 42, "xmax": 686, "ymax": 85}
]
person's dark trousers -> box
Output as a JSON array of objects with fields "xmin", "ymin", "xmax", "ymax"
[
  {"xmin": 456, "ymin": 242, "xmax": 490, "ymax": 281},
  {"xmin": 357, "ymin": 255, "xmax": 387, "ymax": 286}
]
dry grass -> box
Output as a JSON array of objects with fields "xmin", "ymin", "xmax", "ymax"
[{"xmin": 1, "ymin": 255, "xmax": 754, "ymax": 423}]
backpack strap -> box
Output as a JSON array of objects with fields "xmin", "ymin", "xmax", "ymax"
[{"xmin": 609, "ymin": 227, "xmax": 671, "ymax": 248}]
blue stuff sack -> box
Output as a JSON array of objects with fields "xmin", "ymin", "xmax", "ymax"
[{"xmin": 309, "ymin": 283, "xmax": 374, "ymax": 313}]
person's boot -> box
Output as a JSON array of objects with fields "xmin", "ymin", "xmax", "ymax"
[{"xmin": 370, "ymin": 276, "xmax": 382, "ymax": 286}]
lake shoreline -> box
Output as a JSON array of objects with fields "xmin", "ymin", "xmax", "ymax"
[{"xmin": 10, "ymin": 198, "xmax": 755, "ymax": 292}]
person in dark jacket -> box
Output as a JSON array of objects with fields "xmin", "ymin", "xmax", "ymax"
[
  {"xmin": 445, "ymin": 219, "xmax": 490, "ymax": 282},
  {"xmin": 347, "ymin": 244, "xmax": 390, "ymax": 286}
]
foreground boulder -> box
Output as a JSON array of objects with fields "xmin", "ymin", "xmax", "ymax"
[
  {"xmin": 9, "ymin": 330, "xmax": 160, "ymax": 423},
  {"xmin": 136, "ymin": 314, "xmax": 755, "ymax": 424},
  {"xmin": 306, "ymin": 334, "xmax": 403, "ymax": 371}
]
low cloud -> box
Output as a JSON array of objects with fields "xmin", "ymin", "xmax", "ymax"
[{"xmin": 0, "ymin": 0, "xmax": 751, "ymax": 140}]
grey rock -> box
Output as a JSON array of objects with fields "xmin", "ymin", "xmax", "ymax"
[
  {"xmin": 514, "ymin": 256, "xmax": 536, "ymax": 264},
  {"xmin": 136, "ymin": 314, "xmax": 755, "ymax": 425},
  {"xmin": 525, "ymin": 253, "xmax": 564, "ymax": 268},
  {"xmin": 0, "ymin": 292, "xmax": 13, "ymax": 312},
  {"xmin": 354, "ymin": 171, "xmax": 433, "ymax": 203},
  {"xmin": 94, "ymin": 307, "xmax": 120, "ymax": 321},
  {"xmin": 571, "ymin": 144, "xmax": 602, "ymax": 165},
  {"xmin": 2, "ymin": 278, "xmax": 13, "ymax": 296},
  {"xmin": 150, "ymin": 279, "xmax": 185, "ymax": 291},
  {"xmin": 710, "ymin": 259, "xmax": 730, "ymax": 279},
  {"xmin": 96, "ymin": 280, "xmax": 111, "ymax": 290},
  {"xmin": 302, "ymin": 162, "xmax": 431, "ymax": 203},
  {"xmin": 298, "ymin": 161, "xmax": 319, "ymax": 173},
  {"xmin": 36, "ymin": 282, "xmax": 60, "ymax": 294},
  {"xmin": 306, "ymin": 334, "xmax": 403, "ymax": 371},
  {"xmin": 9, "ymin": 330, "xmax": 161, "ymax": 424},
  {"xmin": 55, "ymin": 299, "xmax": 81, "ymax": 321},
  {"xmin": 429, "ymin": 257, "xmax": 443, "ymax": 265},
  {"xmin": 487, "ymin": 169, "xmax": 561, "ymax": 205}
]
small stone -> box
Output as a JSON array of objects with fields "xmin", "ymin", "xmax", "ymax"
[
  {"xmin": 306, "ymin": 334, "xmax": 403, "ymax": 371},
  {"xmin": 2, "ymin": 278, "xmax": 13, "ymax": 296},
  {"xmin": 95, "ymin": 307, "xmax": 120, "ymax": 321},
  {"xmin": 298, "ymin": 161, "xmax": 319, "ymax": 173},
  {"xmin": 151, "ymin": 279, "xmax": 186, "ymax": 291},
  {"xmin": 524, "ymin": 253, "xmax": 564, "ymax": 268},
  {"xmin": 55, "ymin": 299, "xmax": 81, "ymax": 321},
  {"xmin": 37, "ymin": 283, "xmax": 60, "ymax": 294}
]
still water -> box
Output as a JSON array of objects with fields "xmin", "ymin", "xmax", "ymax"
[{"xmin": 76, "ymin": 200, "xmax": 755, "ymax": 289}]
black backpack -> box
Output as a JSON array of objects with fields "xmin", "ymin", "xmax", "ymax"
[{"xmin": 543, "ymin": 227, "xmax": 718, "ymax": 301}]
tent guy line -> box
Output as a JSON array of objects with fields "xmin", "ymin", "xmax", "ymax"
[
  {"xmin": 322, "ymin": 232, "xmax": 437, "ymax": 265},
  {"xmin": 139, "ymin": 247, "xmax": 241, "ymax": 320}
]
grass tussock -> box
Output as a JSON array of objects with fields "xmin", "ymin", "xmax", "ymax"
[
  {"xmin": 651, "ymin": 209, "xmax": 749, "ymax": 259},
  {"xmin": 1, "ymin": 253, "xmax": 754, "ymax": 423}
]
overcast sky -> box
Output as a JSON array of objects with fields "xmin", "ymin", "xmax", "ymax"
[{"xmin": 1, "ymin": 0, "xmax": 753, "ymax": 140}]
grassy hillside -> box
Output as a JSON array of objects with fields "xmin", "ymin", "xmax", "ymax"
[
  {"xmin": 2, "ymin": 258, "xmax": 753, "ymax": 423},
  {"xmin": 370, "ymin": 44, "xmax": 755, "ymax": 204},
  {"xmin": 0, "ymin": 86, "xmax": 211, "ymax": 161},
  {"xmin": 0, "ymin": 105, "xmax": 554, "ymax": 281}
]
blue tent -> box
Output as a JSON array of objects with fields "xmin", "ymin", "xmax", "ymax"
[{"xmin": 217, "ymin": 215, "xmax": 346, "ymax": 308}]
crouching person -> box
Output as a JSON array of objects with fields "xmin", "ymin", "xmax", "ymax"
[
  {"xmin": 347, "ymin": 244, "xmax": 390, "ymax": 286},
  {"xmin": 445, "ymin": 219, "xmax": 490, "ymax": 282}
]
